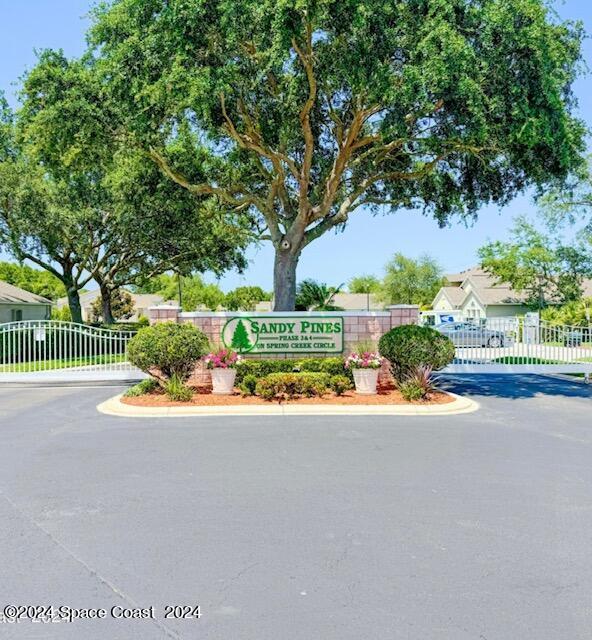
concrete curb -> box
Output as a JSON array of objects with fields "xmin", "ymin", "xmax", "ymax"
[{"xmin": 97, "ymin": 392, "xmax": 479, "ymax": 418}]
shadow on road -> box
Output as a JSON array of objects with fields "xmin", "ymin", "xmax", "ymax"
[{"xmin": 439, "ymin": 373, "xmax": 592, "ymax": 400}]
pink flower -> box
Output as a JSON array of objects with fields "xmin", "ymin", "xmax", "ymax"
[{"xmin": 204, "ymin": 348, "xmax": 242, "ymax": 369}]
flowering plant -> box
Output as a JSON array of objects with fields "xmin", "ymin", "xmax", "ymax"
[
  {"xmin": 344, "ymin": 351, "xmax": 383, "ymax": 369},
  {"xmin": 203, "ymin": 348, "xmax": 242, "ymax": 369}
]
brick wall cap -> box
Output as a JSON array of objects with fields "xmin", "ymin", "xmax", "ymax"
[
  {"xmin": 179, "ymin": 310, "xmax": 390, "ymax": 318},
  {"xmin": 149, "ymin": 305, "xmax": 181, "ymax": 311}
]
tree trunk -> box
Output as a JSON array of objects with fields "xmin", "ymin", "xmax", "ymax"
[
  {"xmin": 99, "ymin": 283, "xmax": 116, "ymax": 325},
  {"xmin": 67, "ymin": 288, "xmax": 83, "ymax": 324},
  {"xmin": 273, "ymin": 247, "xmax": 300, "ymax": 311}
]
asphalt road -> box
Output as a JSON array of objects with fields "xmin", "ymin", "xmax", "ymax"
[{"xmin": 0, "ymin": 374, "xmax": 591, "ymax": 640}]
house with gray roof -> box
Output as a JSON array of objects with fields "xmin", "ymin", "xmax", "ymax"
[
  {"xmin": 0, "ymin": 280, "xmax": 52, "ymax": 323},
  {"xmin": 431, "ymin": 267, "xmax": 532, "ymax": 321},
  {"xmin": 432, "ymin": 266, "xmax": 592, "ymax": 321}
]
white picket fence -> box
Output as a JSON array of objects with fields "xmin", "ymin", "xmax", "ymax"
[
  {"xmin": 441, "ymin": 317, "xmax": 592, "ymax": 375},
  {"xmin": 0, "ymin": 320, "xmax": 143, "ymax": 382}
]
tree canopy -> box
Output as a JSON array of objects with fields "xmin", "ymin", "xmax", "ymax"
[
  {"xmin": 0, "ymin": 52, "xmax": 253, "ymax": 322},
  {"xmin": 225, "ymin": 286, "xmax": 270, "ymax": 311},
  {"xmin": 348, "ymin": 275, "xmax": 381, "ymax": 294},
  {"xmin": 83, "ymin": 0, "xmax": 586, "ymax": 309},
  {"xmin": 0, "ymin": 261, "xmax": 66, "ymax": 301},
  {"xmin": 379, "ymin": 253, "xmax": 444, "ymax": 307}
]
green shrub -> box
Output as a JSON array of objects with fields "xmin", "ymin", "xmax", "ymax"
[
  {"xmin": 300, "ymin": 357, "xmax": 353, "ymax": 380},
  {"xmin": 163, "ymin": 373, "xmax": 193, "ymax": 402},
  {"xmin": 329, "ymin": 375, "xmax": 353, "ymax": 396},
  {"xmin": 234, "ymin": 357, "xmax": 352, "ymax": 383},
  {"xmin": 234, "ymin": 359, "xmax": 294, "ymax": 383},
  {"xmin": 398, "ymin": 379, "xmax": 425, "ymax": 402},
  {"xmin": 239, "ymin": 374, "xmax": 258, "ymax": 396},
  {"xmin": 255, "ymin": 372, "xmax": 331, "ymax": 401},
  {"xmin": 378, "ymin": 325, "xmax": 454, "ymax": 382},
  {"xmin": 127, "ymin": 322, "xmax": 209, "ymax": 384},
  {"xmin": 124, "ymin": 378, "xmax": 159, "ymax": 397}
]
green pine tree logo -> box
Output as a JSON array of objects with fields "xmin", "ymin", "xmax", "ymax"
[{"xmin": 230, "ymin": 319, "xmax": 252, "ymax": 353}]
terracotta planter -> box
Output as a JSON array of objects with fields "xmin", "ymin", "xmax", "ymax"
[
  {"xmin": 211, "ymin": 368, "xmax": 237, "ymax": 395},
  {"xmin": 352, "ymin": 368, "xmax": 379, "ymax": 395}
]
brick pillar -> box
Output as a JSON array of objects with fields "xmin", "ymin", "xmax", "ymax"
[
  {"xmin": 388, "ymin": 304, "xmax": 420, "ymax": 329},
  {"xmin": 148, "ymin": 305, "xmax": 181, "ymax": 324}
]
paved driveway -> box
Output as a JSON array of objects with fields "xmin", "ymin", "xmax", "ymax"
[{"xmin": 0, "ymin": 375, "xmax": 591, "ymax": 640}]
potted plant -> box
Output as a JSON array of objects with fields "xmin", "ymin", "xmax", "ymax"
[
  {"xmin": 204, "ymin": 348, "xmax": 242, "ymax": 394},
  {"xmin": 344, "ymin": 351, "xmax": 383, "ymax": 395}
]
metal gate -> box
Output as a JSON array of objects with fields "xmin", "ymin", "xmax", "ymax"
[
  {"xmin": 441, "ymin": 318, "xmax": 592, "ymax": 375},
  {"xmin": 0, "ymin": 320, "xmax": 144, "ymax": 383}
]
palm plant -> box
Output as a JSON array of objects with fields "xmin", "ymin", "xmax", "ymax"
[{"xmin": 295, "ymin": 279, "xmax": 344, "ymax": 311}]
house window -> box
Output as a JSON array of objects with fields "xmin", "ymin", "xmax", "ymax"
[{"xmin": 11, "ymin": 309, "xmax": 23, "ymax": 322}]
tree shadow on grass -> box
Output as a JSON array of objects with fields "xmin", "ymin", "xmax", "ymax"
[{"xmin": 438, "ymin": 373, "xmax": 592, "ymax": 400}]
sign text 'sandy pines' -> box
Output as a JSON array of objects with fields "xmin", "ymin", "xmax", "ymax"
[{"xmin": 221, "ymin": 316, "xmax": 344, "ymax": 354}]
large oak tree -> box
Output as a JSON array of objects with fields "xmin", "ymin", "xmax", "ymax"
[{"xmin": 82, "ymin": 0, "xmax": 586, "ymax": 309}]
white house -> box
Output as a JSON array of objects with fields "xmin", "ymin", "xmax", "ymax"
[
  {"xmin": 0, "ymin": 280, "xmax": 52, "ymax": 323},
  {"xmin": 430, "ymin": 267, "xmax": 532, "ymax": 322}
]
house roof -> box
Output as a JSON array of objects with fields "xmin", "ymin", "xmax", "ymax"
[
  {"xmin": 582, "ymin": 279, "xmax": 592, "ymax": 298},
  {"xmin": 444, "ymin": 266, "xmax": 487, "ymax": 284},
  {"xmin": 332, "ymin": 292, "xmax": 382, "ymax": 310},
  {"xmin": 0, "ymin": 280, "xmax": 51, "ymax": 305},
  {"xmin": 437, "ymin": 286, "xmax": 466, "ymax": 306},
  {"xmin": 463, "ymin": 275, "xmax": 529, "ymax": 305}
]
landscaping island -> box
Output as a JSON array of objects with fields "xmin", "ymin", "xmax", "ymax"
[{"xmin": 111, "ymin": 321, "xmax": 474, "ymax": 414}]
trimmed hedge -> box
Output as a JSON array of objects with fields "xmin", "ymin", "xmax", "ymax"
[
  {"xmin": 255, "ymin": 372, "xmax": 331, "ymax": 401},
  {"xmin": 127, "ymin": 322, "xmax": 209, "ymax": 382},
  {"xmin": 378, "ymin": 325, "xmax": 454, "ymax": 382},
  {"xmin": 235, "ymin": 357, "xmax": 352, "ymax": 383}
]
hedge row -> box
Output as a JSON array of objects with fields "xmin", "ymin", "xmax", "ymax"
[{"xmin": 234, "ymin": 357, "xmax": 353, "ymax": 383}]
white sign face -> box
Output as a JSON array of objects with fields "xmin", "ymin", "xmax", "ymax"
[
  {"xmin": 34, "ymin": 328, "xmax": 46, "ymax": 342},
  {"xmin": 221, "ymin": 316, "xmax": 344, "ymax": 354}
]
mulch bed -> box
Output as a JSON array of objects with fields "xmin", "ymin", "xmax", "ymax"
[{"xmin": 122, "ymin": 383, "xmax": 454, "ymax": 407}]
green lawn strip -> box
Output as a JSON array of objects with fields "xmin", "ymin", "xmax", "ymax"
[
  {"xmin": 493, "ymin": 356, "xmax": 592, "ymax": 365},
  {"xmin": 493, "ymin": 356, "xmax": 563, "ymax": 365},
  {"xmin": 0, "ymin": 354, "xmax": 126, "ymax": 372}
]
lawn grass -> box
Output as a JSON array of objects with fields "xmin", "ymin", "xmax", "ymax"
[
  {"xmin": 493, "ymin": 356, "xmax": 563, "ymax": 365},
  {"xmin": 0, "ymin": 353, "xmax": 127, "ymax": 372},
  {"xmin": 493, "ymin": 355, "xmax": 592, "ymax": 367}
]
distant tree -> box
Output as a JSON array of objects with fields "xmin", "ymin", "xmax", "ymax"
[
  {"xmin": 348, "ymin": 275, "xmax": 381, "ymax": 310},
  {"xmin": 295, "ymin": 280, "xmax": 344, "ymax": 311},
  {"xmin": 539, "ymin": 157, "xmax": 592, "ymax": 234},
  {"xmin": 478, "ymin": 217, "xmax": 592, "ymax": 308},
  {"xmin": 51, "ymin": 305, "xmax": 72, "ymax": 322},
  {"xmin": 349, "ymin": 275, "xmax": 381, "ymax": 294},
  {"xmin": 90, "ymin": 289, "xmax": 135, "ymax": 323},
  {"xmin": 225, "ymin": 286, "xmax": 270, "ymax": 311},
  {"xmin": 141, "ymin": 274, "xmax": 226, "ymax": 311},
  {"xmin": 231, "ymin": 320, "xmax": 253, "ymax": 352},
  {"xmin": 0, "ymin": 261, "xmax": 66, "ymax": 300},
  {"xmin": 380, "ymin": 254, "xmax": 444, "ymax": 306},
  {"xmin": 541, "ymin": 298, "xmax": 592, "ymax": 327}
]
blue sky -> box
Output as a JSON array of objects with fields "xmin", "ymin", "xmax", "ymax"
[{"xmin": 1, "ymin": 0, "xmax": 591, "ymax": 292}]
